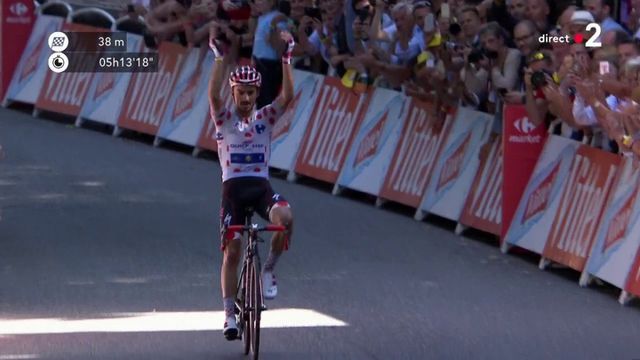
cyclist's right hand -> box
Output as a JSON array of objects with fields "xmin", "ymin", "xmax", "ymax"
[{"xmin": 209, "ymin": 23, "xmax": 223, "ymax": 57}]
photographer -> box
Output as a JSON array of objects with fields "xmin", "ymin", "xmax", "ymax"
[{"xmin": 523, "ymin": 50, "xmax": 556, "ymax": 129}]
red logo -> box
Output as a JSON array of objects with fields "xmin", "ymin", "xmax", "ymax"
[
  {"xmin": 573, "ymin": 33, "xmax": 584, "ymax": 44},
  {"xmin": 437, "ymin": 132, "xmax": 471, "ymax": 191},
  {"xmin": 354, "ymin": 110, "xmax": 388, "ymax": 168},
  {"xmin": 523, "ymin": 161, "xmax": 561, "ymax": 223},
  {"xmin": 94, "ymin": 72, "xmax": 115, "ymax": 100},
  {"xmin": 603, "ymin": 192, "xmax": 637, "ymax": 252},
  {"xmin": 273, "ymin": 90, "xmax": 302, "ymax": 141},
  {"xmin": 172, "ymin": 73, "xmax": 198, "ymax": 120}
]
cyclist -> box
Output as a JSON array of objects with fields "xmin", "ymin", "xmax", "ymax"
[{"xmin": 207, "ymin": 23, "xmax": 295, "ymax": 341}]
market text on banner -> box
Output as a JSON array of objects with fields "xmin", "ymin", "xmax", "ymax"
[
  {"xmin": 501, "ymin": 104, "xmax": 548, "ymax": 238},
  {"xmin": 1, "ymin": 0, "xmax": 35, "ymax": 101}
]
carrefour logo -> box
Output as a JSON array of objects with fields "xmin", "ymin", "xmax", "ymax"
[
  {"xmin": 514, "ymin": 117, "xmax": 535, "ymax": 134},
  {"xmin": 10, "ymin": 1, "xmax": 28, "ymax": 16}
]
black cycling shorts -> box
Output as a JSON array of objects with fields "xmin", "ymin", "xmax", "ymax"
[{"xmin": 219, "ymin": 176, "xmax": 289, "ymax": 249}]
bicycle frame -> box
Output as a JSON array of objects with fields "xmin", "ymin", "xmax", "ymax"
[{"xmin": 225, "ymin": 213, "xmax": 286, "ymax": 359}]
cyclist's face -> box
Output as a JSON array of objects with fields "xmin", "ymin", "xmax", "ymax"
[{"xmin": 233, "ymin": 85, "xmax": 259, "ymax": 112}]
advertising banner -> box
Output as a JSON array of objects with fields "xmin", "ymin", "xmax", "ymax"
[
  {"xmin": 336, "ymin": 87, "xmax": 410, "ymax": 196},
  {"xmin": 418, "ymin": 107, "xmax": 493, "ymax": 221},
  {"xmin": 293, "ymin": 76, "xmax": 372, "ymax": 184},
  {"xmin": 503, "ymin": 135, "xmax": 579, "ymax": 254},
  {"xmin": 502, "ymin": 104, "xmax": 548, "ymax": 238},
  {"xmin": 378, "ymin": 98, "xmax": 451, "ymax": 208}
]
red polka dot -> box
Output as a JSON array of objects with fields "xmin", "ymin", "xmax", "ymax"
[
  {"xmin": 254, "ymin": 167, "xmax": 261, "ymax": 172},
  {"xmin": 257, "ymin": 113, "xmax": 262, "ymax": 120},
  {"xmin": 269, "ymin": 118, "xmax": 275, "ymax": 125},
  {"xmin": 216, "ymin": 120, "xmax": 223, "ymax": 126},
  {"xmin": 245, "ymin": 132, "xmax": 252, "ymax": 138},
  {"xmin": 226, "ymin": 145, "xmax": 230, "ymax": 151},
  {"xmin": 270, "ymin": 107, "xmax": 276, "ymax": 115},
  {"xmin": 226, "ymin": 160, "xmax": 230, "ymax": 166},
  {"xmin": 226, "ymin": 112, "xmax": 231, "ymax": 119},
  {"xmin": 233, "ymin": 168, "xmax": 241, "ymax": 173}
]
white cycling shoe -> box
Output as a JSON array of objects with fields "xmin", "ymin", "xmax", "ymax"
[
  {"xmin": 262, "ymin": 271, "xmax": 278, "ymax": 300},
  {"xmin": 223, "ymin": 315, "xmax": 238, "ymax": 340}
]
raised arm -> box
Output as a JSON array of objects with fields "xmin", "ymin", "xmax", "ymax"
[
  {"xmin": 275, "ymin": 31, "xmax": 295, "ymax": 109},
  {"xmin": 208, "ymin": 23, "xmax": 229, "ymax": 112}
]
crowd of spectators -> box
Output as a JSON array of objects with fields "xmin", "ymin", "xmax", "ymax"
[{"xmin": 119, "ymin": 0, "xmax": 640, "ymax": 157}]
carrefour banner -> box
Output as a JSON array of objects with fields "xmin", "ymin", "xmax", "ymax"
[{"xmin": 3, "ymin": 15, "xmax": 62, "ymax": 106}]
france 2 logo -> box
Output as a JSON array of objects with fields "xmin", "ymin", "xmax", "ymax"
[
  {"xmin": 577, "ymin": 23, "xmax": 603, "ymax": 48},
  {"xmin": 255, "ymin": 124, "xmax": 266, "ymax": 134}
]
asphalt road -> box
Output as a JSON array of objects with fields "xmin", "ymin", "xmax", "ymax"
[{"xmin": 1, "ymin": 106, "xmax": 640, "ymax": 360}]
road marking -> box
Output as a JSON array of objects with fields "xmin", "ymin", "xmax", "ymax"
[{"xmin": 0, "ymin": 309, "xmax": 348, "ymax": 335}]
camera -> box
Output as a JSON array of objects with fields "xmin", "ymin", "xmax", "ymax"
[
  {"xmin": 530, "ymin": 69, "xmax": 555, "ymax": 89},
  {"xmin": 467, "ymin": 48, "xmax": 486, "ymax": 64},
  {"xmin": 445, "ymin": 41, "xmax": 462, "ymax": 51}
]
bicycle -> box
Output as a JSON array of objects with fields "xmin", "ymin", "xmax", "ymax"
[{"xmin": 224, "ymin": 207, "xmax": 286, "ymax": 360}]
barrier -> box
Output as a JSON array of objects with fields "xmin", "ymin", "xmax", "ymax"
[
  {"xmin": 1, "ymin": 0, "xmax": 36, "ymax": 101},
  {"xmin": 582, "ymin": 157, "xmax": 640, "ymax": 293},
  {"xmin": 34, "ymin": 23, "xmax": 102, "ymax": 117},
  {"xmin": 292, "ymin": 76, "xmax": 372, "ymax": 184},
  {"xmin": 459, "ymin": 135, "xmax": 503, "ymax": 236},
  {"xmin": 270, "ymin": 70, "xmax": 324, "ymax": 178},
  {"xmin": 7, "ymin": 14, "xmax": 640, "ymax": 308},
  {"xmin": 501, "ymin": 104, "xmax": 548, "ymax": 239},
  {"xmin": 502, "ymin": 135, "xmax": 579, "ymax": 256},
  {"xmin": 335, "ymin": 87, "xmax": 410, "ymax": 199},
  {"xmin": 416, "ymin": 107, "xmax": 493, "ymax": 222},
  {"xmin": 78, "ymin": 33, "xmax": 143, "ymax": 131},
  {"xmin": 117, "ymin": 41, "xmax": 186, "ymax": 136},
  {"xmin": 3, "ymin": 15, "xmax": 62, "ymax": 107},
  {"xmin": 541, "ymin": 145, "xmax": 622, "ymax": 271},
  {"xmin": 378, "ymin": 98, "xmax": 451, "ymax": 208},
  {"xmin": 155, "ymin": 46, "xmax": 213, "ymax": 148}
]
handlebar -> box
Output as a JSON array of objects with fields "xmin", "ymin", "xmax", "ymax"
[{"xmin": 227, "ymin": 225, "xmax": 287, "ymax": 232}]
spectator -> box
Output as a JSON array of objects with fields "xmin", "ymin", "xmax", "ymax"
[
  {"xmin": 602, "ymin": 29, "xmax": 633, "ymax": 47},
  {"xmin": 523, "ymin": 50, "xmax": 557, "ymax": 128},
  {"xmin": 503, "ymin": 19, "xmax": 540, "ymax": 104},
  {"xmin": 584, "ymin": 0, "xmax": 627, "ymax": 35},
  {"xmin": 458, "ymin": 6, "xmax": 484, "ymax": 47},
  {"xmin": 525, "ymin": 0, "xmax": 551, "ymax": 33},
  {"xmin": 507, "ymin": 0, "xmax": 527, "ymax": 21},
  {"xmin": 252, "ymin": 0, "xmax": 291, "ymax": 108},
  {"xmin": 618, "ymin": 38, "xmax": 640, "ymax": 68}
]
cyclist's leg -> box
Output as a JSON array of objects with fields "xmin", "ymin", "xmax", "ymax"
[
  {"xmin": 257, "ymin": 186, "xmax": 293, "ymax": 299},
  {"xmin": 220, "ymin": 189, "xmax": 246, "ymax": 339}
]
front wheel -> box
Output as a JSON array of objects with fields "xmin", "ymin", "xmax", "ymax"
[
  {"xmin": 251, "ymin": 258, "xmax": 262, "ymax": 359},
  {"xmin": 242, "ymin": 261, "xmax": 252, "ymax": 355}
]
